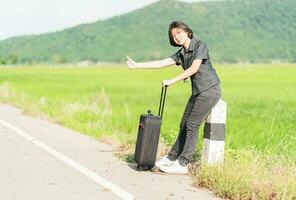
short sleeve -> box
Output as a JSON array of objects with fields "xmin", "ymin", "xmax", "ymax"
[
  {"xmin": 194, "ymin": 42, "xmax": 208, "ymax": 60},
  {"xmin": 170, "ymin": 51, "xmax": 182, "ymax": 66}
]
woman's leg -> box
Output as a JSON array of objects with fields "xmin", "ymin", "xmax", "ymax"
[
  {"xmin": 178, "ymin": 85, "xmax": 221, "ymax": 165},
  {"xmin": 167, "ymin": 95, "xmax": 197, "ymax": 161}
]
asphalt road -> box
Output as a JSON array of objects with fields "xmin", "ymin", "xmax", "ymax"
[{"xmin": 0, "ymin": 103, "xmax": 220, "ymax": 200}]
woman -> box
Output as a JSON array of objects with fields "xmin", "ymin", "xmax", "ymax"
[{"xmin": 127, "ymin": 21, "xmax": 221, "ymax": 174}]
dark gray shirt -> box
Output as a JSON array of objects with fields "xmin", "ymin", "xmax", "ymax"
[{"xmin": 171, "ymin": 37, "xmax": 220, "ymax": 95}]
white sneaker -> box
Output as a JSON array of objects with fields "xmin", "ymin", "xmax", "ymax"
[
  {"xmin": 155, "ymin": 156, "xmax": 174, "ymax": 168},
  {"xmin": 159, "ymin": 160, "xmax": 188, "ymax": 174}
]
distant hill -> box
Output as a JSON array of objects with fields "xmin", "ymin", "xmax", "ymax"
[{"xmin": 0, "ymin": 0, "xmax": 295, "ymax": 64}]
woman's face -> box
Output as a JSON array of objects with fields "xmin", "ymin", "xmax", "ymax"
[{"xmin": 171, "ymin": 28, "xmax": 189, "ymax": 46}]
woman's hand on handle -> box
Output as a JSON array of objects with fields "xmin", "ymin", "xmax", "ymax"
[
  {"xmin": 162, "ymin": 79, "xmax": 175, "ymax": 87},
  {"xmin": 126, "ymin": 56, "xmax": 137, "ymax": 69}
]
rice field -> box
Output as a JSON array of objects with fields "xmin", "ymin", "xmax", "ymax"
[{"xmin": 0, "ymin": 63, "xmax": 296, "ymax": 199}]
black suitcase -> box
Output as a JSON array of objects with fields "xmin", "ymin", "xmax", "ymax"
[{"xmin": 135, "ymin": 86, "xmax": 167, "ymax": 170}]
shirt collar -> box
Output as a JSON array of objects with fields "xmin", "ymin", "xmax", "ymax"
[{"xmin": 180, "ymin": 37, "xmax": 200, "ymax": 55}]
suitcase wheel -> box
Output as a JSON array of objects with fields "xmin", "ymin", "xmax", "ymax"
[
  {"xmin": 137, "ymin": 165, "xmax": 143, "ymax": 171},
  {"xmin": 137, "ymin": 165, "xmax": 153, "ymax": 171}
]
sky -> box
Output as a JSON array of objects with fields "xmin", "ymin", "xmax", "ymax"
[{"xmin": 0, "ymin": 0, "xmax": 205, "ymax": 41}]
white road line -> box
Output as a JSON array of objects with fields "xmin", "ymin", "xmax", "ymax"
[{"xmin": 0, "ymin": 119, "xmax": 137, "ymax": 200}]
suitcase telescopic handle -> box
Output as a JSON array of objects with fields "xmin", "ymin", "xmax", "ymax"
[{"xmin": 158, "ymin": 86, "xmax": 167, "ymax": 118}]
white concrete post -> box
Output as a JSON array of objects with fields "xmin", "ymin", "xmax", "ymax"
[{"xmin": 201, "ymin": 99, "xmax": 227, "ymax": 165}]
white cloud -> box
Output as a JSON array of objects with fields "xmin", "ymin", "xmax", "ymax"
[{"xmin": 0, "ymin": 0, "xmax": 158, "ymax": 40}]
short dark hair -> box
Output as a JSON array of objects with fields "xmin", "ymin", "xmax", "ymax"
[{"xmin": 168, "ymin": 21, "xmax": 194, "ymax": 47}]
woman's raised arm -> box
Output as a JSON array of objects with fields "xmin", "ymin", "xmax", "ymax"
[{"xmin": 126, "ymin": 56, "xmax": 176, "ymax": 69}]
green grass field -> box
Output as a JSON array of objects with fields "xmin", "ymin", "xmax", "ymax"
[{"xmin": 0, "ymin": 64, "xmax": 296, "ymax": 199}]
